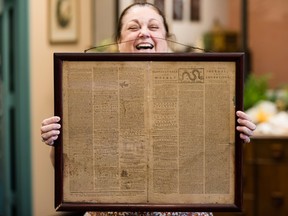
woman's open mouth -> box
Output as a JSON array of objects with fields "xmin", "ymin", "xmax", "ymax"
[{"xmin": 136, "ymin": 43, "xmax": 154, "ymax": 50}]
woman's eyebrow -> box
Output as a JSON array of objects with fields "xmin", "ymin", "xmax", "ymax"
[
  {"xmin": 127, "ymin": 18, "xmax": 160, "ymax": 24},
  {"xmin": 149, "ymin": 18, "xmax": 160, "ymax": 22},
  {"xmin": 127, "ymin": 19, "xmax": 140, "ymax": 24}
]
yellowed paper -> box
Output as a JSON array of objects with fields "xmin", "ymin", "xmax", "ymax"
[{"xmin": 61, "ymin": 60, "xmax": 236, "ymax": 205}]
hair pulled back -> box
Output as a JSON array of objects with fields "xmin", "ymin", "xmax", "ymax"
[{"xmin": 115, "ymin": 2, "xmax": 170, "ymax": 42}]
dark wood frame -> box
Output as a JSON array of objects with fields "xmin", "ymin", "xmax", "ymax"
[{"xmin": 54, "ymin": 52, "xmax": 245, "ymax": 212}]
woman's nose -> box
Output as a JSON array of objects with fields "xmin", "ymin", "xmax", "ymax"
[{"xmin": 138, "ymin": 27, "xmax": 150, "ymax": 38}]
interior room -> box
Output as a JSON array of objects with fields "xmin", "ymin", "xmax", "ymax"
[{"xmin": 0, "ymin": 0, "xmax": 288, "ymax": 215}]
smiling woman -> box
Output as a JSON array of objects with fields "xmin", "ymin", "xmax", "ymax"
[
  {"xmin": 116, "ymin": 3, "xmax": 171, "ymax": 52},
  {"xmin": 40, "ymin": 2, "xmax": 256, "ymax": 216}
]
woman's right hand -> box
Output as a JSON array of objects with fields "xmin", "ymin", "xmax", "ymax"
[{"xmin": 41, "ymin": 116, "xmax": 61, "ymax": 146}]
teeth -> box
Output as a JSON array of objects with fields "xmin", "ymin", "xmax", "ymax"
[{"xmin": 136, "ymin": 44, "xmax": 154, "ymax": 50}]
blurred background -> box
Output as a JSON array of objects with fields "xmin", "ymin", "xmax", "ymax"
[{"xmin": 0, "ymin": 0, "xmax": 288, "ymax": 215}]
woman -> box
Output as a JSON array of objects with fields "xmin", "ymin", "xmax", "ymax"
[{"xmin": 41, "ymin": 3, "xmax": 256, "ymax": 216}]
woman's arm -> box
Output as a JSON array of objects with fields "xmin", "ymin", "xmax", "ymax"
[{"xmin": 50, "ymin": 147, "xmax": 55, "ymax": 167}]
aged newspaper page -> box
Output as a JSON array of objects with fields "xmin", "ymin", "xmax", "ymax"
[{"xmin": 61, "ymin": 60, "xmax": 236, "ymax": 205}]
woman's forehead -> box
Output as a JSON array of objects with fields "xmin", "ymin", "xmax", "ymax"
[{"xmin": 122, "ymin": 5, "xmax": 164, "ymax": 24}]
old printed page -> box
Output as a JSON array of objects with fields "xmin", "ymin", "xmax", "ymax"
[{"xmin": 61, "ymin": 60, "xmax": 236, "ymax": 205}]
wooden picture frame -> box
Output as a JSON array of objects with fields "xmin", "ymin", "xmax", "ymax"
[
  {"xmin": 54, "ymin": 53, "xmax": 244, "ymax": 212},
  {"xmin": 49, "ymin": 0, "xmax": 78, "ymax": 43},
  {"xmin": 173, "ymin": 0, "xmax": 183, "ymax": 20},
  {"xmin": 190, "ymin": 0, "xmax": 201, "ymax": 21},
  {"xmin": 154, "ymin": 0, "xmax": 165, "ymax": 15}
]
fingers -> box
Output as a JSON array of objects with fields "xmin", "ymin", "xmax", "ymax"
[
  {"xmin": 41, "ymin": 129, "xmax": 60, "ymax": 141},
  {"xmin": 236, "ymin": 111, "xmax": 257, "ymax": 143},
  {"xmin": 41, "ymin": 116, "xmax": 61, "ymax": 126},
  {"xmin": 41, "ymin": 121, "xmax": 61, "ymax": 133},
  {"xmin": 239, "ymin": 133, "xmax": 250, "ymax": 144},
  {"xmin": 237, "ymin": 118, "xmax": 257, "ymax": 131},
  {"xmin": 41, "ymin": 116, "xmax": 61, "ymax": 146},
  {"xmin": 237, "ymin": 125, "xmax": 253, "ymax": 137},
  {"xmin": 236, "ymin": 110, "xmax": 252, "ymax": 121},
  {"xmin": 43, "ymin": 135, "xmax": 59, "ymax": 146}
]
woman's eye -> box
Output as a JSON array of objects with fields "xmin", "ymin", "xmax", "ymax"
[
  {"xmin": 149, "ymin": 26, "xmax": 159, "ymax": 31},
  {"xmin": 128, "ymin": 26, "xmax": 139, "ymax": 31}
]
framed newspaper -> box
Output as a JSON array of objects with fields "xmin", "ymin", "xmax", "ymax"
[{"xmin": 54, "ymin": 53, "xmax": 244, "ymax": 212}]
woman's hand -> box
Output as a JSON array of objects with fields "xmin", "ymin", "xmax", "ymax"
[
  {"xmin": 40, "ymin": 116, "xmax": 61, "ymax": 146},
  {"xmin": 236, "ymin": 111, "xmax": 256, "ymax": 143}
]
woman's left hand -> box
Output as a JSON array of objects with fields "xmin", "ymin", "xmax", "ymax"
[{"xmin": 236, "ymin": 111, "xmax": 257, "ymax": 143}]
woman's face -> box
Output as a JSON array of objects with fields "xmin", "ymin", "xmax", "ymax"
[{"xmin": 118, "ymin": 5, "xmax": 168, "ymax": 53}]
